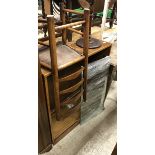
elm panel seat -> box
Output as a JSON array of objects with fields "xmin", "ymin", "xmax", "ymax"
[{"xmin": 39, "ymin": 44, "xmax": 84, "ymax": 70}]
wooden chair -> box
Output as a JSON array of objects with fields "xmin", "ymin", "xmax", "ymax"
[{"xmin": 39, "ymin": 7, "xmax": 90, "ymax": 121}]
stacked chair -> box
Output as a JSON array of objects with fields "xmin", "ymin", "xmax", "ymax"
[
  {"xmin": 38, "ymin": 1, "xmax": 112, "ymax": 149},
  {"xmin": 39, "ymin": 4, "xmax": 90, "ymax": 121}
]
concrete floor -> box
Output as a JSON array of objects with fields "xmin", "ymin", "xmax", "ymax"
[
  {"xmin": 42, "ymin": 26, "xmax": 117, "ymax": 155},
  {"xmin": 43, "ymin": 81, "xmax": 117, "ymax": 155}
]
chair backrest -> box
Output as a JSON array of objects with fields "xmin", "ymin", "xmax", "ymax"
[{"xmin": 46, "ymin": 8, "xmax": 90, "ymax": 120}]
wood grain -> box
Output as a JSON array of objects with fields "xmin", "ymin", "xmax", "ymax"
[
  {"xmin": 67, "ymin": 41, "xmax": 112, "ymax": 56},
  {"xmin": 60, "ymin": 79, "xmax": 84, "ymax": 95},
  {"xmin": 83, "ymin": 8, "xmax": 90, "ymax": 101},
  {"xmin": 59, "ymin": 66, "xmax": 84, "ymax": 82},
  {"xmin": 47, "ymin": 15, "xmax": 61, "ymax": 120},
  {"xmin": 55, "ymin": 20, "xmax": 85, "ymax": 31},
  {"xmin": 39, "ymin": 45, "xmax": 85, "ymax": 70},
  {"xmin": 38, "ymin": 61, "xmax": 52, "ymax": 153}
]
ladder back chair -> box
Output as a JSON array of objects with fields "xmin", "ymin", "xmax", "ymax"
[{"xmin": 39, "ymin": 7, "xmax": 90, "ymax": 121}]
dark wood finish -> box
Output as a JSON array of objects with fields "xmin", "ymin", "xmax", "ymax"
[{"xmin": 38, "ymin": 62, "xmax": 52, "ymax": 153}]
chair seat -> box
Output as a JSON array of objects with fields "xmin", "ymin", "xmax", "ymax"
[{"xmin": 39, "ymin": 44, "xmax": 84, "ymax": 70}]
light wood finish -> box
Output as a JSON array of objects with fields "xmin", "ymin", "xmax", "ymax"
[
  {"xmin": 45, "ymin": 15, "xmax": 84, "ymax": 121},
  {"xmin": 55, "ymin": 20, "xmax": 85, "ymax": 31},
  {"xmin": 44, "ymin": 0, "xmax": 51, "ymax": 15},
  {"xmin": 67, "ymin": 27, "xmax": 83, "ymax": 36},
  {"xmin": 47, "ymin": 15, "xmax": 61, "ymax": 120}
]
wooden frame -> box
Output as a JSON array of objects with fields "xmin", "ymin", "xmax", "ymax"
[
  {"xmin": 40, "ymin": 42, "xmax": 112, "ymax": 144},
  {"xmin": 38, "ymin": 61, "xmax": 52, "ymax": 153},
  {"xmin": 45, "ymin": 8, "xmax": 90, "ymax": 120}
]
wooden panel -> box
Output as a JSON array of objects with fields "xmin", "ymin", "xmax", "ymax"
[
  {"xmin": 51, "ymin": 108, "xmax": 80, "ymax": 142},
  {"xmin": 41, "ymin": 62, "xmax": 81, "ymax": 143},
  {"xmin": 53, "ymin": 121, "xmax": 80, "ymax": 144},
  {"xmin": 67, "ymin": 41, "xmax": 112, "ymax": 57},
  {"xmin": 38, "ymin": 62, "xmax": 52, "ymax": 153}
]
